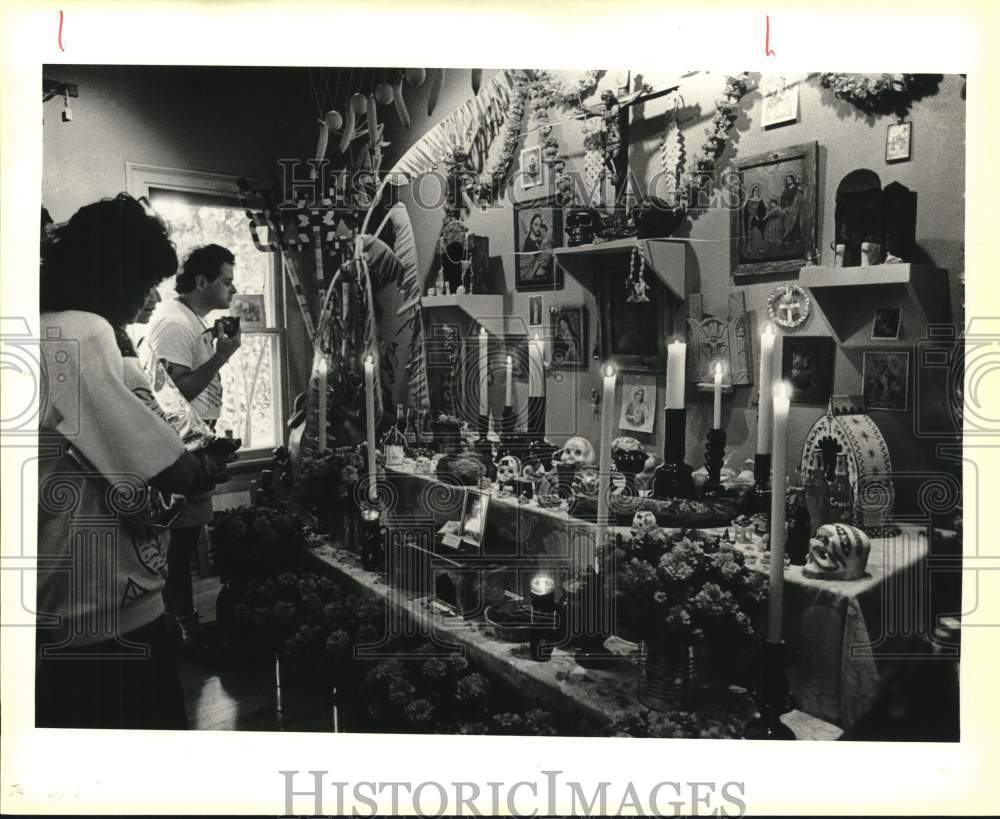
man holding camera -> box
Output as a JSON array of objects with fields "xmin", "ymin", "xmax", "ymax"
[{"xmin": 148, "ymin": 244, "xmax": 240, "ymax": 653}]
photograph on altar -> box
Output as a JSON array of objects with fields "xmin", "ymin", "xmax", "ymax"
[
  {"xmin": 619, "ymin": 377, "xmax": 657, "ymax": 434},
  {"xmin": 28, "ymin": 61, "xmax": 963, "ymax": 752}
]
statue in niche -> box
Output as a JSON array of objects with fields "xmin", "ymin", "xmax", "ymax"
[{"xmin": 834, "ymin": 170, "xmax": 916, "ymax": 266}]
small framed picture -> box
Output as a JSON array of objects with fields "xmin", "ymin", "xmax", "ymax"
[
  {"xmin": 761, "ymin": 83, "xmax": 799, "ymax": 128},
  {"xmin": 519, "ymin": 144, "xmax": 543, "ymax": 188},
  {"xmin": 886, "ymin": 122, "xmax": 912, "ymax": 163},
  {"xmin": 549, "ymin": 305, "xmax": 587, "ymax": 370},
  {"xmin": 528, "ymin": 295, "xmax": 543, "ymax": 326},
  {"xmin": 230, "ymin": 293, "xmax": 266, "ymax": 331},
  {"xmin": 781, "ymin": 336, "xmax": 835, "ymax": 405},
  {"xmin": 871, "ymin": 307, "xmax": 902, "ymax": 340},
  {"xmin": 619, "ymin": 376, "xmax": 657, "ymax": 434},
  {"xmin": 863, "ymin": 351, "xmax": 910, "ymax": 412}
]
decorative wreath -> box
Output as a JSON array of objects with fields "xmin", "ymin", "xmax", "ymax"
[{"xmin": 819, "ymin": 73, "xmax": 942, "ymax": 116}]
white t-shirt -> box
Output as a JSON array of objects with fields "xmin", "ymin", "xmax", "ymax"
[
  {"xmin": 147, "ymin": 297, "xmax": 223, "ymax": 421},
  {"xmin": 38, "ymin": 311, "xmax": 187, "ymax": 644}
]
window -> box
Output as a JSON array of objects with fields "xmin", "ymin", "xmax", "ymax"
[{"xmin": 126, "ymin": 164, "xmax": 287, "ymax": 457}]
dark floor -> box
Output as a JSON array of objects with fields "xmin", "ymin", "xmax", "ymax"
[{"xmin": 179, "ymin": 575, "xmax": 339, "ymax": 732}]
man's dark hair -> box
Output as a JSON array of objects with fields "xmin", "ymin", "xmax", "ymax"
[
  {"xmin": 175, "ymin": 244, "xmax": 235, "ymax": 294},
  {"xmin": 39, "ymin": 193, "xmax": 177, "ymax": 326}
]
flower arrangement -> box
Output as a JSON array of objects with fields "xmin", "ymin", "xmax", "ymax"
[
  {"xmin": 210, "ymin": 502, "xmax": 310, "ymax": 580},
  {"xmin": 296, "ymin": 446, "xmax": 364, "ymax": 512},
  {"xmin": 473, "ymin": 69, "xmax": 530, "ymax": 204},
  {"xmin": 819, "ymin": 73, "xmax": 941, "ymax": 116},
  {"xmin": 614, "ymin": 527, "xmax": 767, "ymax": 646},
  {"xmin": 605, "ymin": 699, "xmax": 757, "ymax": 739},
  {"xmin": 528, "ymin": 70, "xmax": 576, "ymax": 207}
]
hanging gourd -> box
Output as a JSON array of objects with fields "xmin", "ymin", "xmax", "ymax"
[
  {"xmin": 471, "ymin": 68, "xmax": 482, "ymax": 94},
  {"xmin": 426, "ymin": 68, "xmax": 444, "ymax": 116},
  {"xmin": 405, "ymin": 67, "xmax": 426, "ymax": 87},
  {"xmin": 339, "ymin": 97, "xmax": 360, "ymax": 153},
  {"xmin": 367, "ymin": 94, "xmax": 379, "ymax": 149},
  {"xmin": 394, "ymin": 73, "xmax": 411, "ymax": 129},
  {"xmin": 315, "ymin": 119, "xmax": 329, "ymax": 161},
  {"xmin": 374, "ymin": 82, "xmax": 394, "ymax": 105},
  {"xmin": 323, "ymin": 109, "xmax": 343, "ymax": 132}
]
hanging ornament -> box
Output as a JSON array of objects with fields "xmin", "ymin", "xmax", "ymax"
[
  {"xmin": 393, "ymin": 74, "xmax": 411, "ymax": 129},
  {"xmin": 405, "ymin": 67, "xmax": 427, "ymax": 87},
  {"xmin": 659, "ymin": 100, "xmax": 686, "ymax": 207},
  {"xmin": 350, "ymin": 92, "xmax": 368, "ymax": 115},
  {"xmin": 626, "ymin": 244, "xmax": 651, "ymax": 303},
  {"xmin": 374, "ymin": 82, "xmax": 394, "ymax": 106}
]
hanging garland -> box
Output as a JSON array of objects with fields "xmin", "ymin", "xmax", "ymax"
[
  {"xmin": 473, "ymin": 70, "xmax": 530, "ymax": 203},
  {"xmin": 819, "ymin": 73, "xmax": 941, "ymax": 116},
  {"xmin": 528, "ymin": 70, "xmax": 576, "ymax": 206},
  {"xmin": 659, "ymin": 103, "xmax": 686, "ymax": 207}
]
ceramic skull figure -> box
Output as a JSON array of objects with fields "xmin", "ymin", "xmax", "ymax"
[
  {"xmin": 803, "ymin": 523, "xmax": 872, "ymax": 581},
  {"xmin": 496, "ymin": 455, "xmax": 521, "ymax": 485},
  {"xmin": 632, "ymin": 510, "xmax": 659, "ymax": 536},
  {"xmin": 559, "ymin": 436, "xmax": 596, "ymax": 468}
]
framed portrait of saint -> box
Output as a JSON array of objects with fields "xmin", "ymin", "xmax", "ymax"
[
  {"xmin": 730, "ymin": 141, "xmax": 818, "ymax": 278},
  {"xmin": 548, "ymin": 305, "xmax": 587, "ymax": 371},
  {"xmin": 598, "ymin": 276, "xmax": 668, "ymax": 371},
  {"xmin": 514, "ymin": 196, "xmax": 563, "ymax": 292}
]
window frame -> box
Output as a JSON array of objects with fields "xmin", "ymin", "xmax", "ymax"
[{"xmin": 125, "ymin": 162, "xmax": 290, "ymax": 467}]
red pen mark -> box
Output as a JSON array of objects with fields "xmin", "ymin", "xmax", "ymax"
[
  {"xmin": 58, "ymin": 10, "xmax": 65, "ymax": 52},
  {"xmin": 765, "ymin": 15, "xmax": 775, "ymax": 57}
]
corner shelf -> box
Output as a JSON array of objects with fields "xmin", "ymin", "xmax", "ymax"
[
  {"xmin": 553, "ymin": 237, "xmax": 687, "ymax": 301},
  {"xmin": 799, "ymin": 263, "xmax": 951, "ymax": 348},
  {"xmin": 418, "ymin": 294, "xmax": 508, "ymax": 336}
]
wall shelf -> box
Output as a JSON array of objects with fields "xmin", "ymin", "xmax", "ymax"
[
  {"xmin": 553, "ymin": 237, "xmax": 687, "ymax": 301},
  {"xmin": 799, "ymin": 263, "xmax": 951, "ymax": 348}
]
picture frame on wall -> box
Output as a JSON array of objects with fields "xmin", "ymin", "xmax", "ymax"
[
  {"xmin": 230, "ymin": 293, "xmax": 267, "ymax": 331},
  {"xmin": 528, "ymin": 295, "xmax": 543, "ymax": 326},
  {"xmin": 863, "ymin": 350, "xmax": 910, "ymax": 412},
  {"xmin": 730, "ymin": 141, "xmax": 819, "ymax": 278},
  {"xmin": 598, "ymin": 276, "xmax": 668, "ymax": 371},
  {"xmin": 520, "ymin": 144, "xmax": 543, "ymax": 188},
  {"xmin": 514, "ymin": 196, "xmax": 563, "ymax": 292},
  {"xmin": 761, "ymin": 81, "xmax": 799, "ymax": 128},
  {"xmin": 781, "ymin": 336, "xmax": 835, "ymax": 405},
  {"xmin": 871, "ymin": 306, "xmax": 902, "ymax": 340},
  {"xmin": 548, "ymin": 305, "xmax": 587, "ymax": 370},
  {"xmin": 885, "ymin": 121, "xmax": 912, "ymax": 163},
  {"xmin": 619, "ymin": 376, "xmax": 657, "ymax": 434}
]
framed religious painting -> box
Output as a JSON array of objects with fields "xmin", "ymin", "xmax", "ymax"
[
  {"xmin": 863, "ymin": 351, "xmax": 910, "ymax": 412},
  {"xmin": 548, "ymin": 305, "xmax": 587, "ymax": 371},
  {"xmin": 598, "ymin": 276, "xmax": 668, "ymax": 371},
  {"xmin": 730, "ymin": 141, "xmax": 819, "ymax": 278},
  {"xmin": 781, "ymin": 336, "xmax": 835, "ymax": 405},
  {"xmin": 514, "ymin": 196, "xmax": 563, "ymax": 292}
]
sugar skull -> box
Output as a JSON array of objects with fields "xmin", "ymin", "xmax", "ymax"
[
  {"xmin": 414, "ymin": 456, "xmax": 432, "ymax": 473},
  {"xmin": 571, "ymin": 467, "xmax": 600, "ymax": 498},
  {"xmin": 802, "ymin": 523, "xmax": 871, "ymax": 581},
  {"xmin": 496, "ymin": 455, "xmax": 521, "ymax": 485},
  {"xmin": 631, "ymin": 510, "xmax": 659, "ymax": 536},
  {"xmin": 559, "ymin": 436, "xmax": 596, "ymax": 468}
]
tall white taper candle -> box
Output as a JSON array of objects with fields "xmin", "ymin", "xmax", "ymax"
[
  {"xmin": 479, "ymin": 327, "xmax": 489, "ymax": 416},
  {"xmin": 767, "ymin": 382, "xmax": 791, "ymax": 643},
  {"xmin": 364, "ymin": 354, "xmax": 377, "ymax": 502},
  {"xmin": 713, "ymin": 361, "xmax": 723, "ymax": 430},
  {"xmin": 665, "ymin": 340, "xmax": 686, "ymax": 409},
  {"xmin": 757, "ymin": 324, "xmax": 776, "ymax": 454}
]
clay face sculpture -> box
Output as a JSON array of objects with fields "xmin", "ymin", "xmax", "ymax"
[
  {"xmin": 632, "ymin": 509, "xmax": 659, "ymax": 535},
  {"xmin": 803, "ymin": 522, "xmax": 872, "ymax": 581},
  {"xmin": 496, "ymin": 455, "xmax": 521, "ymax": 485},
  {"xmin": 559, "ymin": 435, "xmax": 596, "ymax": 468}
]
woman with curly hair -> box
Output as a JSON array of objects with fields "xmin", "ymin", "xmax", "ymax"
[{"xmin": 36, "ymin": 193, "xmax": 230, "ymax": 729}]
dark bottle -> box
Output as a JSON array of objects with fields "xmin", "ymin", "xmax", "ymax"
[
  {"xmin": 803, "ymin": 448, "xmax": 829, "ymax": 526},
  {"xmin": 827, "ymin": 452, "xmax": 854, "ymax": 525},
  {"xmin": 418, "ymin": 408, "xmax": 434, "ymax": 448},
  {"xmin": 404, "ymin": 407, "xmax": 418, "ymax": 449},
  {"xmin": 381, "ymin": 405, "xmax": 407, "ymax": 466},
  {"xmin": 786, "ymin": 487, "xmax": 812, "ymax": 566}
]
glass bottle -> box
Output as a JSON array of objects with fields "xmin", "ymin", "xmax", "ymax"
[
  {"xmin": 803, "ymin": 448, "xmax": 829, "ymax": 526},
  {"xmin": 827, "ymin": 452, "xmax": 854, "ymax": 524},
  {"xmin": 381, "ymin": 404, "xmax": 407, "ymax": 466},
  {"xmin": 418, "ymin": 408, "xmax": 434, "ymax": 448},
  {"xmin": 404, "ymin": 407, "xmax": 418, "ymax": 449},
  {"xmin": 786, "ymin": 487, "xmax": 812, "ymax": 566}
]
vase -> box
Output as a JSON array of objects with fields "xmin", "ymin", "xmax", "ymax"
[{"xmin": 637, "ymin": 639, "xmax": 696, "ymax": 710}]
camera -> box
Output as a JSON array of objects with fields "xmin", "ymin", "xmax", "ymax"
[{"xmin": 210, "ymin": 316, "xmax": 240, "ymax": 340}]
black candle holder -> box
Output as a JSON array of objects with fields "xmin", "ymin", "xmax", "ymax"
[
  {"xmin": 652, "ymin": 408, "xmax": 695, "ymax": 500},
  {"xmin": 474, "ymin": 413, "xmax": 496, "ymax": 479},
  {"xmin": 744, "ymin": 452, "xmax": 773, "ymax": 515},
  {"xmin": 358, "ymin": 506, "xmax": 384, "ymax": 572},
  {"xmin": 701, "ymin": 429, "xmax": 727, "ymax": 499},
  {"xmin": 523, "ymin": 395, "xmax": 558, "ymax": 472},
  {"xmin": 745, "ymin": 640, "xmax": 796, "ymax": 740}
]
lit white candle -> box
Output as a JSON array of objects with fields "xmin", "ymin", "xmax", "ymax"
[
  {"xmin": 757, "ymin": 324, "xmax": 776, "ymax": 454},
  {"xmin": 665, "ymin": 340, "xmax": 686, "ymax": 409},
  {"xmin": 597, "ymin": 364, "xmax": 617, "ymax": 533},
  {"xmin": 364, "ymin": 354, "xmax": 377, "ymax": 502},
  {"xmin": 479, "ymin": 327, "xmax": 489, "ymax": 416},
  {"xmin": 767, "ymin": 381, "xmax": 791, "ymax": 643},
  {"xmin": 505, "ymin": 354, "xmax": 513, "ymax": 407},
  {"xmin": 317, "ymin": 357, "xmax": 328, "ymax": 450},
  {"xmin": 713, "ymin": 361, "xmax": 723, "ymax": 430},
  {"xmin": 529, "ymin": 332, "xmax": 545, "ymax": 397}
]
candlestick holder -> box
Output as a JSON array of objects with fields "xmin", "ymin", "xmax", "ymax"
[
  {"xmin": 744, "ymin": 452, "xmax": 772, "ymax": 515},
  {"xmin": 652, "ymin": 408, "xmax": 695, "ymax": 500},
  {"xmin": 358, "ymin": 506, "xmax": 384, "ymax": 572},
  {"xmin": 701, "ymin": 428, "xmax": 727, "ymax": 499},
  {"xmin": 745, "ymin": 640, "xmax": 796, "ymax": 740},
  {"xmin": 474, "ymin": 413, "xmax": 496, "ymax": 479}
]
